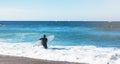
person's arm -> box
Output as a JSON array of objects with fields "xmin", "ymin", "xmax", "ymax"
[{"xmin": 39, "ymin": 38, "xmax": 42, "ymax": 40}]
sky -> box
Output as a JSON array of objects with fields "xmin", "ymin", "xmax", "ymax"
[{"xmin": 0, "ymin": 0, "xmax": 120, "ymax": 21}]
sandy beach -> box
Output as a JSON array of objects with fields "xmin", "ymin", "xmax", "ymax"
[{"xmin": 0, "ymin": 55, "xmax": 87, "ymax": 64}]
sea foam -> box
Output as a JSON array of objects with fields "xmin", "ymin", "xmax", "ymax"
[{"xmin": 0, "ymin": 42, "xmax": 119, "ymax": 64}]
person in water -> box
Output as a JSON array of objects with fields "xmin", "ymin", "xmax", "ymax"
[{"xmin": 40, "ymin": 34, "xmax": 48, "ymax": 49}]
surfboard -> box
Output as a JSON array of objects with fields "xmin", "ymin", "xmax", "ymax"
[
  {"xmin": 47, "ymin": 35, "xmax": 55, "ymax": 42},
  {"xmin": 34, "ymin": 35, "xmax": 55, "ymax": 46}
]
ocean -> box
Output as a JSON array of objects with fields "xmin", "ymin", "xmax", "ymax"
[
  {"xmin": 0, "ymin": 21, "xmax": 120, "ymax": 64},
  {"xmin": 0, "ymin": 21, "xmax": 120, "ymax": 48}
]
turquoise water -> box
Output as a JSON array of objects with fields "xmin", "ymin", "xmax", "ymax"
[{"xmin": 0, "ymin": 21, "xmax": 120, "ymax": 48}]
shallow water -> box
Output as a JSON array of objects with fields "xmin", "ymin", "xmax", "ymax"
[{"xmin": 0, "ymin": 42, "xmax": 120, "ymax": 64}]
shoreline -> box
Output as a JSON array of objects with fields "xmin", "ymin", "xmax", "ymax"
[
  {"xmin": 0, "ymin": 42, "xmax": 119, "ymax": 64},
  {"xmin": 0, "ymin": 55, "xmax": 87, "ymax": 64}
]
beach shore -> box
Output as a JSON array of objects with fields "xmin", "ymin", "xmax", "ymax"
[
  {"xmin": 0, "ymin": 43, "xmax": 119, "ymax": 64},
  {"xmin": 0, "ymin": 55, "xmax": 87, "ymax": 64}
]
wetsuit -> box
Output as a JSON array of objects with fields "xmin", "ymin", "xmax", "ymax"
[{"xmin": 40, "ymin": 37, "xmax": 48, "ymax": 49}]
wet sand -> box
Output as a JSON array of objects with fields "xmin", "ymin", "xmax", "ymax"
[{"xmin": 0, "ymin": 55, "xmax": 87, "ymax": 64}]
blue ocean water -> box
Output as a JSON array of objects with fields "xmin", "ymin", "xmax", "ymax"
[{"xmin": 0, "ymin": 21, "xmax": 120, "ymax": 48}]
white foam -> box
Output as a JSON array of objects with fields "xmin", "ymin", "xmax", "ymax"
[{"xmin": 0, "ymin": 42, "xmax": 120, "ymax": 64}]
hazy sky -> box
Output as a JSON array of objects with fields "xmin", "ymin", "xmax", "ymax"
[{"xmin": 0, "ymin": 0, "xmax": 120, "ymax": 21}]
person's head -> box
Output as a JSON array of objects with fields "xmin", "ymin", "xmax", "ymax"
[{"xmin": 43, "ymin": 34, "xmax": 46, "ymax": 38}]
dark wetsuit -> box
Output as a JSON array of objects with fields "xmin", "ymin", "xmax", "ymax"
[{"xmin": 40, "ymin": 37, "xmax": 48, "ymax": 49}]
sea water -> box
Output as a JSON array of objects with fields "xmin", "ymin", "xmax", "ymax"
[
  {"xmin": 0, "ymin": 21, "xmax": 120, "ymax": 64},
  {"xmin": 0, "ymin": 21, "xmax": 120, "ymax": 48}
]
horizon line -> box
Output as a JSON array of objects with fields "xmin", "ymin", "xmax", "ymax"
[{"xmin": 0, "ymin": 20, "xmax": 120, "ymax": 22}]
